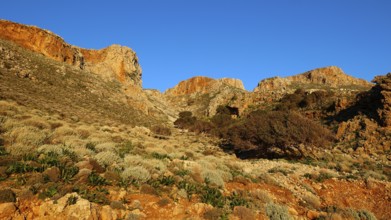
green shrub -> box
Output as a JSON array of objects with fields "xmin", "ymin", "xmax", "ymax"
[
  {"xmin": 60, "ymin": 165, "xmax": 79, "ymax": 183},
  {"xmin": 175, "ymin": 169, "xmax": 190, "ymax": 177},
  {"xmin": 88, "ymin": 172, "xmax": 109, "ymax": 186},
  {"xmin": 67, "ymin": 195, "xmax": 78, "ymax": 206},
  {"xmin": 174, "ymin": 111, "xmax": 197, "ymax": 129},
  {"xmin": 228, "ymin": 192, "xmax": 249, "ymax": 209},
  {"xmin": 201, "ymin": 186, "xmax": 225, "ymax": 208},
  {"xmin": 0, "ymin": 146, "xmax": 8, "ymax": 156},
  {"xmin": 85, "ymin": 142, "xmax": 97, "ymax": 152},
  {"xmin": 157, "ymin": 175, "xmax": 175, "ymax": 186},
  {"xmin": 39, "ymin": 185, "xmax": 58, "ymax": 200},
  {"xmin": 6, "ymin": 162, "xmax": 36, "ymax": 174},
  {"xmin": 226, "ymin": 110, "xmax": 335, "ymax": 158},
  {"xmin": 117, "ymin": 141, "xmax": 132, "ymax": 158},
  {"xmin": 178, "ymin": 181, "xmax": 200, "ymax": 200},
  {"xmin": 151, "ymin": 152, "xmax": 170, "ymax": 160}
]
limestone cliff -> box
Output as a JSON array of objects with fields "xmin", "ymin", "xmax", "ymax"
[{"xmin": 0, "ymin": 19, "xmax": 142, "ymax": 88}]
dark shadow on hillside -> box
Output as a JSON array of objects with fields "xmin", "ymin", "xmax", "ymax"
[{"xmin": 329, "ymin": 85, "xmax": 382, "ymax": 124}]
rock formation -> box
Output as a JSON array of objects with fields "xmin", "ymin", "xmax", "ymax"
[
  {"xmin": 254, "ymin": 66, "xmax": 372, "ymax": 93},
  {"xmin": 164, "ymin": 76, "xmax": 249, "ymax": 116},
  {"xmin": 374, "ymin": 73, "xmax": 391, "ymax": 128},
  {"xmin": 0, "ymin": 19, "xmax": 142, "ymax": 88},
  {"xmin": 165, "ymin": 76, "xmax": 244, "ymax": 96}
]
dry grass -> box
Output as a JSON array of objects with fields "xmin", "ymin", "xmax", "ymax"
[
  {"xmin": 94, "ymin": 151, "xmax": 121, "ymax": 167},
  {"xmin": 121, "ymin": 166, "xmax": 151, "ymax": 183},
  {"xmin": 5, "ymin": 126, "xmax": 47, "ymax": 147}
]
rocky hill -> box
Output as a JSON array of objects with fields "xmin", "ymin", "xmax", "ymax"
[{"xmin": 0, "ymin": 19, "xmax": 390, "ymax": 220}]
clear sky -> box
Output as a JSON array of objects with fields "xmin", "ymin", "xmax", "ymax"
[{"xmin": 1, "ymin": 1, "xmax": 390, "ymax": 91}]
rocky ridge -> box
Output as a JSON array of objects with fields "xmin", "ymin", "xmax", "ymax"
[{"xmin": 254, "ymin": 66, "xmax": 372, "ymax": 93}]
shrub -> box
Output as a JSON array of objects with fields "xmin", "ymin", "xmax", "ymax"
[
  {"xmin": 301, "ymin": 193, "xmax": 321, "ymax": 209},
  {"xmin": 60, "ymin": 165, "xmax": 79, "ymax": 183},
  {"xmin": 123, "ymin": 155, "xmax": 144, "ymax": 166},
  {"xmin": 67, "ymin": 195, "xmax": 78, "ymax": 206},
  {"xmin": 178, "ymin": 181, "xmax": 199, "ymax": 200},
  {"xmin": 226, "ymin": 110, "xmax": 335, "ymax": 159},
  {"xmin": 174, "ymin": 111, "xmax": 197, "ymax": 129},
  {"xmin": 6, "ymin": 126, "xmax": 47, "ymax": 148},
  {"xmin": 151, "ymin": 152, "xmax": 170, "ymax": 160},
  {"xmin": 121, "ymin": 166, "xmax": 151, "ymax": 183},
  {"xmin": 88, "ymin": 172, "xmax": 109, "ymax": 186},
  {"xmin": 265, "ymin": 202, "xmax": 293, "ymax": 220},
  {"xmin": 157, "ymin": 175, "xmax": 175, "ymax": 186},
  {"xmin": 228, "ymin": 192, "xmax": 249, "ymax": 209},
  {"xmin": 39, "ymin": 185, "xmax": 58, "ymax": 199},
  {"xmin": 117, "ymin": 141, "xmax": 132, "ymax": 158},
  {"xmin": 94, "ymin": 151, "xmax": 120, "ymax": 167},
  {"xmin": 6, "ymin": 162, "xmax": 36, "ymax": 174},
  {"xmin": 202, "ymin": 170, "xmax": 225, "ymax": 188},
  {"xmin": 201, "ymin": 186, "xmax": 225, "ymax": 208},
  {"xmin": 0, "ymin": 189, "xmax": 16, "ymax": 203},
  {"xmin": 38, "ymin": 144, "xmax": 65, "ymax": 156},
  {"xmin": 151, "ymin": 125, "xmax": 172, "ymax": 136},
  {"xmin": 5, "ymin": 144, "xmax": 36, "ymax": 157},
  {"xmin": 95, "ymin": 142, "xmax": 116, "ymax": 152}
]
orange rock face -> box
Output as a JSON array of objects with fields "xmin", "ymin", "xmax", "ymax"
[
  {"xmin": 165, "ymin": 76, "xmax": 244, "ymax": 96},
  {"xmin": 0, "ymin": 20, "xmax": 84, "ymax": 67},
  {"xmin": 0, "ymin": 19, "xmax": 142, "ymax": 88}
]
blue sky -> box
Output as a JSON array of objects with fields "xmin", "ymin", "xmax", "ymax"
[{"xmin": 1, "ymin": 1, "xmax": 390, "ymax": 91}]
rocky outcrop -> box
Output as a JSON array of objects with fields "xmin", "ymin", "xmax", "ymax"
[
  {"xmin": 254, "ymin": 66, "xmax": 372, "ymax": 93},
  {"xmin": 80, "ymin": 45, "xmax": 142, "ymax": 87},
  {"xmin": 0, "ymin": 19, "xmax": 142, "ymax": 88},
  {"xmin": 164, "ymin": 76, "xmax": 249, "ymax": 116},
  {"xmin": 165, "ymin": 76, "xmax": 245, "ymax": 96},
  {"xmin": 374, "ymin": 73, "xmax": 391, "ymax": 128}
]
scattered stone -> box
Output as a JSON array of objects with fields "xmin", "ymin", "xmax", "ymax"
[
  {"xmin": 75, "ymin": 160, "xmax": 93, "ymax": 171},
  {"xmin": 129, "ymin": 200, "xmax": 142, "ymax": 211},
  {"xmin": 89, "ymin": 158, "xmax": 105, "ymax": 173},
  {"xmin": 74, "ymin": 168, "xmax": 92, "ymax": 184},
  {"xmin": 288, "ymin": 207, "xmax": 299, "ymax": 216},
  {"xmin": 110, "ymin": 201, "xmax": 125, "ymax": 210},
  {"xmin": 42, "ymin": 166, "xmax": 60, "ymax": 182},
  {"xmin": 0, "ymin": 202, "xmax": 17, "ymax": 219},
  {"xmin": 307, "ymin": 210, "xmax": 320, "ymax": 220},
  {"xmin": 100, "ymin": 205, "xmax": 118, "ymax": 220},
  {"xmin": 140, "ymin": 184, "xmax": 157, "ymax": 195}
]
